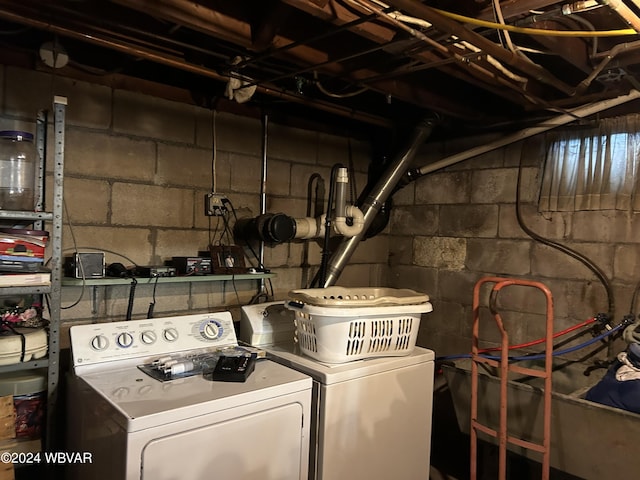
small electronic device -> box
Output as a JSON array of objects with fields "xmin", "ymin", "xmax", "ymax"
[
  {"xmin": 131, "ymin": 265, "xmax": 177, "ymax": 278},
  {"xmin": 64, "ymin": 252, "xmax": 105, "ymax": 279},
  {"xmin": 209, "ymin": 355, "xmax": 255, "ymax": 382},
  {"xmin": 171, "ymin": 256, "xmax": 212, "ymax": 275}
]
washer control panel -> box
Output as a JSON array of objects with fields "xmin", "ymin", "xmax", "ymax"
[{"xmin": 70, "ymin": 312, "xmax": 237, "ymax": 367}]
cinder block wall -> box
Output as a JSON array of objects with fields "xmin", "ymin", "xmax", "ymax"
[
  {"xmin": 0, "ymin": 66, "xmax": 388, "ymax": 344},
  {"xmin": 391, "ymin": 133, "xmax": 634, "ymax": 361}
]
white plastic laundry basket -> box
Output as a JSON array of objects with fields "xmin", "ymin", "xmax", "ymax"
[{"xmin": 286, "ymin": 287, "xmax": 432, "ymax": 363}]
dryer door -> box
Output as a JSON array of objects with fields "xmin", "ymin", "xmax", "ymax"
[{"xmin": 140, "ymin": 403, "xmax": 307, "ymax": 480}]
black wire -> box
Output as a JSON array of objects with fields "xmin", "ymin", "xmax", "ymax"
[
  {"xmin": 516, "ymin": 142, "xmax": 614, "ymax": 319},
  {"xmin": 126, "ymin": 277, "xmax": 137, "ymax": 321},
  {"xmin": 147, "ymin": 275, "xmax": 159, "ymax": 319}
]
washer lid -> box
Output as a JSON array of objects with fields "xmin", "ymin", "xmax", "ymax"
[
  {"xmin": 265, "ymin": 344, "xmax": 435, "ymax": 385},
  {"xmin": 76, "ymin": 359, "xmax": 311, "ymax": 432}
]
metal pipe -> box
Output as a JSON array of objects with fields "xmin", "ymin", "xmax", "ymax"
[
  {"xmin": 600, "ymin": 0, "xmax": 640, "ymax": 32},
  {"xmin": 0, "ymin": 7, "xmax": 393, "ymax": 128},
  {"xmin": 415, "ymin": 89, "xmax": 640, "ymax": 176},
  {"xmin": 259, "ymin": 114, "xmax": 268, "ymax": 273},
  {"xmin": 321, "ymin": 115, "xmax": 438, "ymax": 287},
  {"xmin": 383, "ymin": 0, "xmax": 576, "ymax": 95}
]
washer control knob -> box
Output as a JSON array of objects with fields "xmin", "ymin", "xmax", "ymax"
[
  {"xmin": 117, "ymin": 332, "xmax": 134, "ymax": 348},
  {"xmin": 163, "ymin": 327, "xmax": 179, "ymax": 342},
  {"xmin": 200, "ymin": 320, "xmax": 221, "ymax": 340},
  {"xmin": 140, "ymin": 330, "xmax": 157, "ymax": 345},
  {"xmin": 90, "ymin": 335, "xmax": 109, "ymax": 351}
]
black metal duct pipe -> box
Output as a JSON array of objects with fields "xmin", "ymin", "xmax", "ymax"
[{"xmin": 320, "ymin": 115, "xmax": 439, "ymax": 287}]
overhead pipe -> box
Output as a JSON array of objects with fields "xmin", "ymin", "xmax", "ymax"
[
  {"xmin": 0, "ymin": 6, "xmax": 392, "ymax": 128},
  {"xmin": 406, "ymin": 89, "xmax": 640, "ymax": 179},
  {"xmin": 382, "ymin": 0, "xmax": 576, "ymax": 95},
  {"xmin": 320, "ymin": 115, "xmax": 438, "ymax": 287},
  {"xmin": 320, "ymin": 90, "xmax": 640, "ymax": 287},
  {"xmin": 600, "ymin": 0, "xmax": 640, "ymax": 32}
]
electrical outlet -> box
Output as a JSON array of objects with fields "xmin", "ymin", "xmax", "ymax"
[{"xmin": 204, "ymin": 193, "xmax": 228, "ymax": 216}]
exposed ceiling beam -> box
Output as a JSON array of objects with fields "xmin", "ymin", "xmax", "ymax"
[
  {"xmin": 384, "ymin": 0, "xmax": 575, "ymax": 95},
  {"xmin": 109, "ymin": 0, "xmax": 488, "ymax": 119}
]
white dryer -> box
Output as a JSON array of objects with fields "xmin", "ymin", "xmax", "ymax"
[
  {"xmin": 240, "ymin": 302, "xmax": 435, "ymax": 480},
  {"xmin": 67, "ymin": 312, "xmax": 312, "ymax": 480}
]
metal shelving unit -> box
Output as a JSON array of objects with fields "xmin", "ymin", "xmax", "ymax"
[{"xmin": 0, "ymin": 96, "xmax": 66, "ymax": 452}]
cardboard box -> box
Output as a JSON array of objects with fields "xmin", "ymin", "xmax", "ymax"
[{"xmin": 0, "ymin": 396, "xmax": 14, "ymax": 442}]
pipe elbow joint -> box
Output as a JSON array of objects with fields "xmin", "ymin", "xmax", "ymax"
[{"xmin": 334, "ymin": 205, "xmax": 364, "ymax": 237}]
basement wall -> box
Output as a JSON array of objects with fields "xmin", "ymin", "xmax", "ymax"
[
  {"xmin": 391, "ymin": 133, "xmax": 637, "ymax": 361},
  {"xmin": 0, "ymin": 66, "xmax": 389, "ymax": 347},
  {"xmin": 4, "ymin": 64, "xmax": 632, "ymax": 364}
]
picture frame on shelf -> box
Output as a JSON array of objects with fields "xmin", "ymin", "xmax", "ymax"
[{"xmin": 209, "ymin": 245, "xmax": 248, "ymax": 274}]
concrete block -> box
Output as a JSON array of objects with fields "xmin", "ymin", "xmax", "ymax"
[
  {"xmin": 221, "ymin": 192, "xmax": 260, "ymax": 224},
  {"xmin": 155, "ymin": 229, "xmax": 212, "ymax": 265},
  {"xmin": 102, "ymin": 283, "xmax": 189, "ymax": 320},
  {"xmin": 63, "ymin": 177, "xmax": 110, "ymax": 224},
  {"xmin": 538, "ymin": 278, "xmax": 609, "ymax": 325},
  {"xmin": 338, "ymin": 263, "xmax": 377, "ymax": 286},
  {"xmin": 350, "ymin": 234, "xmax": 389, "ymax": 264},
  {"xmin": 414, "ymin": 236, "xmax": 467, "ymax": 270},
  {"xmin": 215, "ymin": 112, "xmax": 262, "ymax": 156},
  {"xmin": 290, "ymin": 239, "xmax": 323, "ymax": 268},
  {"xmin": 157, "ymin": 144, "xmax": 215, "ymax": 188},
  {"xmin": 499, "ymin": 204, "xmax": 571, "ymax": 240},
  {"xmin": 466, "ymin": 239, "xmax": 531, "ymax": 275},
  {"xmin": 131, "ymin": 282, "xmax": 193, "ymax": 318},
  {"xmin": 112, "ymin": 183, "xmax": 194, "ymax": 228},
  {"xmin": 290, "ymin": 163, "xmax": 331, "ymax": 199},
  {"xmin": 6, "ymin": 68, "xmax": 113, "ymax": 129},
  {"xmin": 263, "ymin": 159, "xmax": 292, "ymax": 197},
  {"xmin": 573, "ymin": 210, "xmax": 640, "ymax": 243},
  {"xmin": 415, "ymin": 170, "xmax": 470, "ymax": 204},
  {"xmin": 531, "ymin": 242, "xmax": 613, "ymax": 280},
  {"xmin": 4, "ymin": 67, "xmax": 58, "ymax": 121},
  {"xmin": 470, "ymin": 168, "xmax": 518, "ymax": 204},
  {"xmin": 390, "ymin": 205, "xmax": 438, "ymax": 236},
  {"xmin": 420, "ymin": 300, "xmax": 467, "ymax": 338},
  {"xmin": 439, "ymin": 204, "xmax": 499, "ymax": 237},
  {"xmin": 229, "ymin": 152, "xmax": 262, "ymax": 193},
  {"xmin": 515, "ymin": 137, "xmax": 546, "ymax": 168},
  {"xmin": 61, "ymin": 225, "xmax": 153, "ymax": 266},
  {"xmin": 263, "ymin": 243, "xmax": 292, "ymax": 268},
  {"xmin": 113, "ymin": 90, "xmax": 196, "ymax": 143},
  {"xmin": 387, "ymin": 265, "xmax": 437, "ymax": 295},
  {"xmin": 392, "ymin": 181, "xmax": 415, "ymax": 206},
  {"xmin": 268, "ymin": 123, "xmax": 318, "ymax": 164},
  {"xmin": 438, "ymin": 270, "xmax": 478, "ymax": 304},
  {"xmin": 484, "ymin": 281, "xmax": 551, "ymax": 315},
  {"xmin": 502, "ymin": 140, "xmax": 526, "ymax": 167},
  {"xmin": 270, "ymin": 267, "xmax": 304, "ymax": 296},
  {"xmin": 417, "ymin": 331, "xmax": 469, "ymax": 357},
  {"xmin": 190, "ymin": 280, "xmax": 255, "ymax": 309},
  {"xmin": 614, "ymin": 244, "xmax": 640, "ymax": 282},
  {"xmin": 476, "ymin": 308, "xmax": 535, "ymax": 346},
  {"xmin": 65, "ymin": 129, "xmax": 156, "ymax": 181},
  {"xmin": 268, "ymin": 197, "xmax": 307, "ymax": 218},
  {"xmin": 388, "ymin": 235, "xmax": 414, "ymax": 266},
  {"xmin": 317, "ymin": 132, "xmax": 349, "ymax": 167},
  {"xmin": 194, "ymin": 107, "xmax": 213, "ymax": 149}
]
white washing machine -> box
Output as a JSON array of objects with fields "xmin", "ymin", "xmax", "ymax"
[
  {"xmin": 67, "ymin": 312, "xmax": 312, "ymax": 480},
  {"xmin": 240, "ymin": 302, "xmax": 435, "ymax": 480}
]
